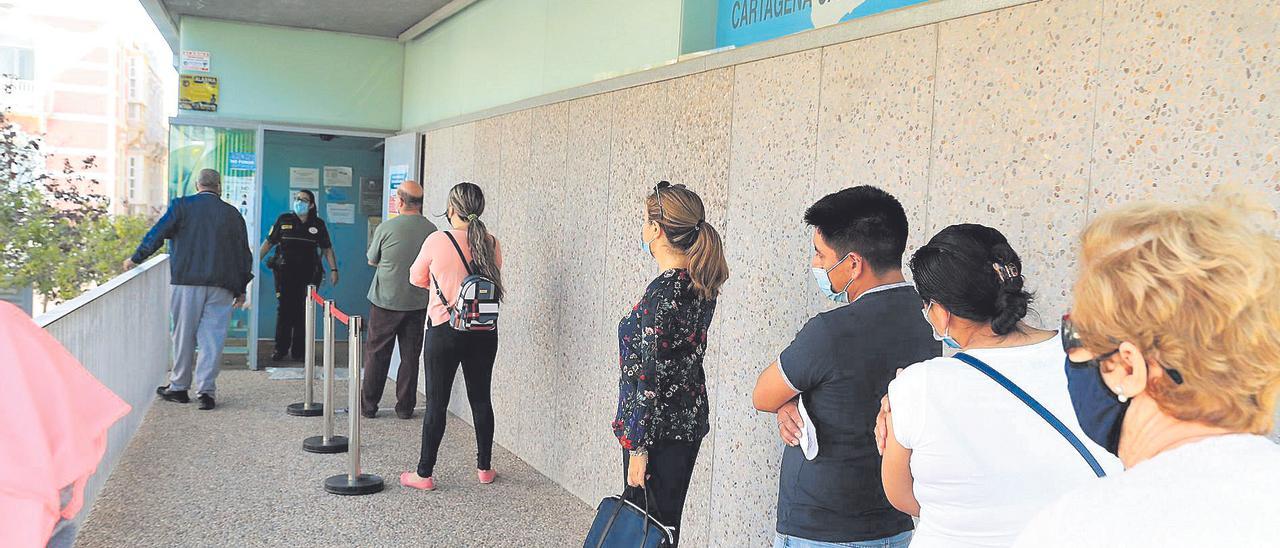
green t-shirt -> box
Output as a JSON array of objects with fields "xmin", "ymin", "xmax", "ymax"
[{"xmin": 366, "ymin": 214, "xmax": 437, "ymax": 311}]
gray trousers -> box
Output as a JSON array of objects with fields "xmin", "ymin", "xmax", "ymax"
[{"xmin": 170, "ymin": 285, "xmax": 234, "ymax": 395}]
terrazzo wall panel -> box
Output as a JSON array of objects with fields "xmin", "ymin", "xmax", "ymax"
[
  {"xmin": 524, "ymin": 102, "xmax": 572, "ymax": 476},
  {"xmin": 410, "ymin": 0, "xmax": 1280, "ymax": 544},
  {"xmin": 557, "ymin": 92, "xmax": 620, "ymax": 505},
  {"xmin": 927, "ymin": 0, "xmax": 1102, "ymax": 324},
  {"xmin": 813, "ymin": 24, "xmax": 938, "ymax": 318},
  {"xmin": 708, "ymin": 49, "xmax": 822, "ymax": 546},
  {"xmin": 1087, "ymin": 0, "xmax": 1280, "ymax": 214},
  {"xmin": 659, "ymin": 67, "xmax": 736, "ymax": 548}
]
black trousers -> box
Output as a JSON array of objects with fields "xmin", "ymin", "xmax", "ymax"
[
  {"xmin": 361, "ymin": 304, "xmax": 428, "ymax": 415},
  {"xmin": 621, "ymin": 439, "xmax": 702, "ymax": 548},
  {"xmin": 416, "ymin": 323, "xmax": 498, "ymax": 477},
  {"xmin": 273, "ymin": 269, "xmax": 314, "ymax": 358}
]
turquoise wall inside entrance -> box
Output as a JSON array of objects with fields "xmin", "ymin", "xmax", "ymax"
[{"xmin": 256, "ymin": 131, "xmax": 384, "ymax": 342}]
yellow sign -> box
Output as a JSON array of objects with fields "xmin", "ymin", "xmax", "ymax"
[{"xmin": 179, "ymin": 75, "xmax": 219, "ymax": 112}]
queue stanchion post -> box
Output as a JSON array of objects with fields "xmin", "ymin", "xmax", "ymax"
[
  {"xmin": 286, "ymin": 285, "xmax": 323, "ymax": 416},
  {"xmin": 325, "ymin": 315, "xmax": 384, "ymax": 495},
  {"xmin": 303, "ymin": 299, "xmax": 348, "ymax": 453}
]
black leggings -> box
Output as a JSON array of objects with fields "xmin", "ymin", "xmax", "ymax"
[
  {"xmin": 621, "ymin": 439, "xmax": 702, "ymax": 547},
  {"xmin": 416, "ymin": 323, "xmax": 499, "ymax": 477}
]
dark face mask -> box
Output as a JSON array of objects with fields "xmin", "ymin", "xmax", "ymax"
[{"xmin": 1064, "ymin": 358, "xmax": 1126, "ymax": 455}]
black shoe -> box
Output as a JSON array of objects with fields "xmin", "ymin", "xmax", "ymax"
[
  {"xmin": 396, "ymin": 410, "xmax": 414, "ymax": 420},
  {"xmin": 197, "ymin": 394, "xmax": 215, "ymax": 410},
  {"xmin": 156, "ymin": 385, "xmax": 190, "ymax": 403},
  {"xmin": 361, "ymin": 407, "xmax": 377, "ymax": 419},
  {"xmin": 271, "ymin": 351, "xmax": 287, "ymax": 361}
]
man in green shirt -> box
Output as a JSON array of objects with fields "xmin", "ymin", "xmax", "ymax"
[{"xmin": 361, "ymin": 180, "xmax": 436, "ymax": 419}]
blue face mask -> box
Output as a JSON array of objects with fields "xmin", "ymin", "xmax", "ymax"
[
  {"xmin": 922, "ymin": 301, "xmax": 962, "ymax": 349},
  {"xmin": 1065, "ymin": 360, "xmax": 1126, "ymax": 455},
  {"xmin": 292, "ymin": 200, "xmax": 309, "ymax": 216},
  {"xmin": 640, "ymin": 234, "xmax": 659, "ymax": 257},
  {"xmin": 811, "ymin": 254, "xmax": 853, "ymax": 303}
]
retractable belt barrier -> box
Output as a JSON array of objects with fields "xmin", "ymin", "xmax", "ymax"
[{"xmin": 291, "ymin": 285, "xmax": 385, "ymax": 496}]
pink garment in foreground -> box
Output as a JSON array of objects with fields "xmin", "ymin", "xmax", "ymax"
[{"xmin": 0, "ymin": 302, "xmax": 131, "ymax": 547}]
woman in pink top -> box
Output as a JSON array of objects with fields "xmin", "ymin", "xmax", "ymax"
[
  {"xmin": 1, "ymin": 302, "xmax": 131, "ymax": 547},
  {"xmin": 401, "ymin": 182, "xmax": 504, "ymax": 491}
]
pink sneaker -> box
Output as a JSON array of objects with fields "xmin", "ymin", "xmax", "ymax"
[
  {"xmin": 400, "ymin": 472, "xmax": 436, "ymax": 491},
  {"xmin": 477, "ymin": 469, "xmax": 497, "ymax": 484}
]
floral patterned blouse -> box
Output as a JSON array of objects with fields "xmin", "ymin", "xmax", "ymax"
[{"xmin": 613, "ymin": 269, "xmax": 715, "ymax": 451}]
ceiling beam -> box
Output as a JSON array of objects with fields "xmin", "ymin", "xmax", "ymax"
[
  {"xmin": 397, "ymin": 0, "xmax": 479, "ymax": 43},
  {"xmin": 137, "ymin": 0, "xmax": 180, "ymax": 54}
]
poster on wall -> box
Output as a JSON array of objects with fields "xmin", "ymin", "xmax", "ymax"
[
  {"xmin": 180, "ymin": 50, "xmax": 210, "ymax": 72},
  {"xmin": 289, "ymin": 167, "xmax": 320, "ymax": 189},
  {"xmin": 327, "ymin": 203, "xmax": 356, "ymax": 225},
  {"xmin": 178, "ymin": 75, "xmax": 219, "ymax": 112},
  {"xmin": 386, "ymin": 164, "xmax": 408, "ymax": 219},
  {"xmin": 323, "ymin": 166, "xmax": 353, "ymax": 187},
  {"xmin": 360, "ymin": 177, "xmax": 382, "ymax": 215},
  {"xmin": 222, "ymin": 175, "xmax": 255, "ymax": 220},
  {"xmin": 715, "ymin": 0, "xmax": 930, "ymax": 48}
]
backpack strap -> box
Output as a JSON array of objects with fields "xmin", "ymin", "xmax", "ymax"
[
  {"xmin": 953, "ymin": 352, "xmax": 1107, "ymax": 478},
  {"xmin": 430, "ymin": 273, "xmax": 451, "ymax": 309},
  {"xmin": 442, "ymin": 231, "xmax": 473, "ymax": 275}
]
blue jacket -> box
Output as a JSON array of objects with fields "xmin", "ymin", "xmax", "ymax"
[{"xmin": 131, "ymin": 191, "xmax": 254, "ymax": 296}]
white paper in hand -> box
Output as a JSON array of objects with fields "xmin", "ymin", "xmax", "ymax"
[{"xmin": 798, "ymin": 396, "xmax": 819, "ymax": 460}]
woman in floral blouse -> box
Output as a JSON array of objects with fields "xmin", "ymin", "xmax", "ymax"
[{"xmin": 614, "ymin": 181, "xmax": 729, "ymax": 546}]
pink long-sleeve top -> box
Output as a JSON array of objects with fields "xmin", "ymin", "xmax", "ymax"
[{"xmin": 409, "ymin": 229, "xmax": 503, "ymax": 326}]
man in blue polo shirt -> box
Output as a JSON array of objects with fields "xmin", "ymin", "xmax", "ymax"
[{"xmin": 753, "ymin": 186, "xmax": 940, "ymax": 547}]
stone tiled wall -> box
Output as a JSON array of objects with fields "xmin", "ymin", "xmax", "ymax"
[{"xmin": 418, "ymin": 1, "xmax": 1280, "ymax": 545}]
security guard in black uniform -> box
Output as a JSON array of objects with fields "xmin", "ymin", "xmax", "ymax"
[{"xmin": 259, "ymin": 189, "xmax": 339, "ymax": 361}]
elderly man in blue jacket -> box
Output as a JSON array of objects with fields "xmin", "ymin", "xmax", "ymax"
[{"xmin": 123, "ymin": 168, "xmax": 253, "ymax": 410}]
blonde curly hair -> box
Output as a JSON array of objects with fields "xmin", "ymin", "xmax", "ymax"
[{"xmin": 1071, "ymin": 187, "xmax": 1280, "ymax": 434}]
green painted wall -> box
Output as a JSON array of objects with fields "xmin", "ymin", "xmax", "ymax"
[
  {"xmin": 401, "ymin": 0, "xmax": 684, "ymax": 128},
  {"xmin": 680, "ymin": 0, "xmax": 718, "ymax": 54},
  {"xmin": 179, "ymin": 17, "xmax": 404, "ymax": 131}
]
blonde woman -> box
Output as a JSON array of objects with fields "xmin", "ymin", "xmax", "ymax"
[
  {"xmin": 1016, "ymin": 190, "xmax": 1280, "ymax": 547},
  {"xmin": 614, "ymin": 181, "xmax": 728, "ymax": 547}
]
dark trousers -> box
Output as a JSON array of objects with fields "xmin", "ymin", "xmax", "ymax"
[
  {"xmin": 621, "ymin": 439, "xmax": 702, "ymax": 547},
  {"xmin": 416, "ymin": 323, "xmax": 498, "ymax": 477},
  {"xmin": 361, "ymin": 304, "xmax": 428, "ymax": 415},
  {"xmin": 273, "ymin": 271, "xmax": 311, "ymax": 358}
]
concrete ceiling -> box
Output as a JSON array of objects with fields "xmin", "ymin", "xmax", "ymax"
[{"xmin": 161, "ymin": 0, "xmax": 453, "ymax": 38}]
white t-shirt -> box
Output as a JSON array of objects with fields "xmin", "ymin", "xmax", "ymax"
[
  {"xmin": 1015, "ymin": 434, "xmax": 1280, "ymax": 548},
  {"xmin": 888, "ymin": 335, "xmax": 1123, "ymax": 547}
]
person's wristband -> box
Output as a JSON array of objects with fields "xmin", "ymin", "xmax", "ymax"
[
  {"xmin": 629, "ymin": 448, "xmax": 647, "ymax": 457},
  {"xmin": 330, "ymin": 269, "xmax": 338, "ymax": 272}
]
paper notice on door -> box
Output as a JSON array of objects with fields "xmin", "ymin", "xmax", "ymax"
[
  {"xmin": 289, "ymin": 167, "xmax": 320, "ymax": 189},
  {"xmin": 327, "ymin": 203, "xmax": 355, "ymax": 224},
  {"xmin": 323, "ymin": 166, "xmax": 352, "ymax": 187}
]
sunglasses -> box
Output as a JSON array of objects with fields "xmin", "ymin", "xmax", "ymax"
[
  {"xmin": 652, "ymin": 180, "xmax": 686, "ymax": 221},
  {"xmin": 1060, "ymin": 313, "xmax": 1184, "ymax": 385}
]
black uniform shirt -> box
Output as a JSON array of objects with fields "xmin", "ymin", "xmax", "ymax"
[{"xmin": 268, "ymin": 212, "xmax": 331, "ymax": 272}]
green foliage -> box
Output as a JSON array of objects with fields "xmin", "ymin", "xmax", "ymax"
[{"xmin": 1, "ymin": 78, "xmax": 155, "ymax": 304}]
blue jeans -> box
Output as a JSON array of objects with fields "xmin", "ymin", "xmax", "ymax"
[{"xmin": 773, "ymin": 530, "xmax": 912, "ymax": 548}]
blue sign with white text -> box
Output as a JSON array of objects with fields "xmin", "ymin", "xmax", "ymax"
[
  {"xmin": 716, "ymin": 0, "xmax": 930, "ymax": 48},
  {"xmin": 229, "ymin": 152, "xmax": 256, "ymax": 172}
]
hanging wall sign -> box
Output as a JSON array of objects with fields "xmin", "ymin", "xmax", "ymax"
[
  {"xmin": 716, "ymin": 0, "xmax": 931, "ymax": 48},
  {"xmin": 180, "ymin": 50, "xmax": 210, "ymax": 72}
]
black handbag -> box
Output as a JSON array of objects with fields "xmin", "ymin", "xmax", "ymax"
[{"xmin": 583, "ymin": 486, "xmax": 673, "ymax": 548}]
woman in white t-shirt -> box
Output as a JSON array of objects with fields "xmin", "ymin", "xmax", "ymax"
[
  {"xmin": 879, "ymin": 224, "xmax": 1121, "ymax": 547},
  {"xmin": 1014, "ymin": 191, "xmax": 1280, "ymax": 547}
]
